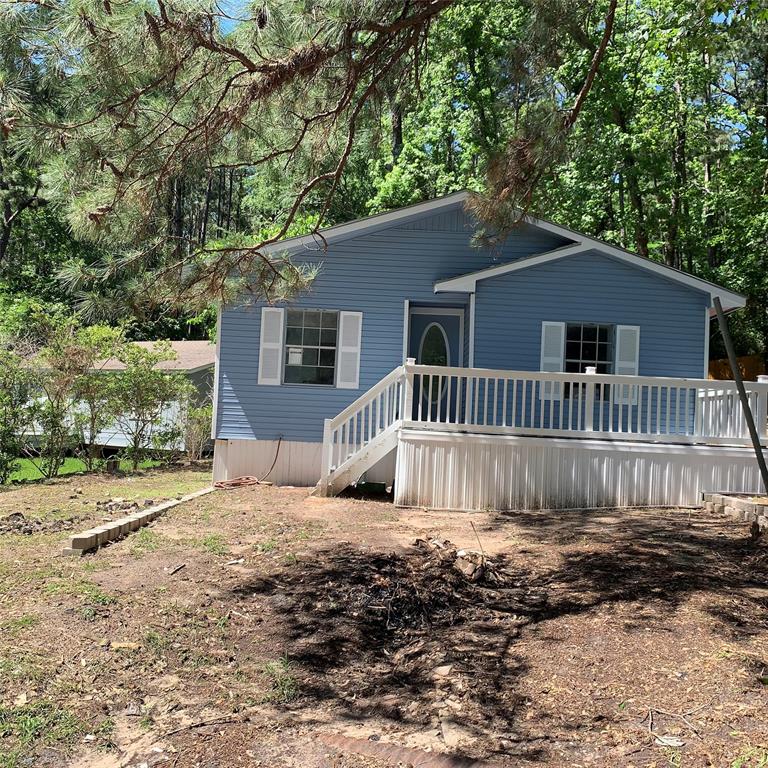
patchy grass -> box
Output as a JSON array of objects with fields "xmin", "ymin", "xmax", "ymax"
[
  {"xmin": 732, "ymin": 749, "xmax": 768, "ymax": 768},
  {"xmin": 7, "ymin": 457, "xmax": 160, "ymax": 484},
  {"xmin": 0, "ymin": 652, "xmax": 47, "ymax": 687},
  {"xmin": 262, "ymin": 657, "xmax": 299, "ymax": 704},
  {"xmin": 143, "ymin": 629, "xmax": 170, "ymax": 657},
  {"xmin": 196, "ymin": 533, "xmax": 228, "ymax": 556},
  {"xmin": 43, "ymin": 577, "xmax": 116, "ymax": 606},
  {"xmin": 0, "ymin": 615, "xmax": 39, "ymax": 634},
  {"xmin": 255, "ymin": 537, "xmax": 278, "ymax": 553},
  {"xmin": 2, "ymin": 474, "xmax": 767, "ymax": 766},
  {"xmin": 130, "ymin": 527, "xmax": 164, "ymax": 555},
  {"xmin": 0, "ymin": 700, "xmax": 83, "ymax": 766}
]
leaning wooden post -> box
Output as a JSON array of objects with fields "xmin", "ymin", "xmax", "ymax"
[
  {"xmin": 584, "ymin": 365, "xmax": 596, "ymax": 432},
  {"xmin": 713, "ymin": 296, "xmax": 768, "ymax": 494}
]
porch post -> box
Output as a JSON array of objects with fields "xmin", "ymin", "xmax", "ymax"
[
  {"xmin": 714, "ymin": 297, "xmax": 768, "ymax": 494},
  {"xmin": 319, "ymin": 418, "xmax": 332, "ymax": 496},
  {"xmin": 403, "ymin": 358, "xmax": 415, "ymax": 422},
  {"xmin": 758, "ymin": 375, "xmax": 768, "ymax": 441},
  {"xmin": 584, "ymin": 365, "xmax": 596, "ymax": 432}
]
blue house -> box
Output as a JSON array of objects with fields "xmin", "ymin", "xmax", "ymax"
[{"xmin": 212, "ymin": 191, "xmax": 768, "ymax": 510}]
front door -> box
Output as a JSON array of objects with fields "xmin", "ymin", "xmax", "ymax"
[{"xmin": 408, "ymin": 307, "xmax": 463, "ymax": 421}]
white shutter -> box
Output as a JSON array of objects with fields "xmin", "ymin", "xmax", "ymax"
[
  {"xmin": 257, "ymin": 307, "xmax": 284, "ymax": 385},
  {"xmin": 337, "ymin": 311, "xmax": 363, "ymax": 389},
  {"xmin": 615, "ymin": 325, "xmax": 640, "ymax": 404},
  {"xmin": 540, "ymin": 321, "xmax": 565, "ymax": 400}
]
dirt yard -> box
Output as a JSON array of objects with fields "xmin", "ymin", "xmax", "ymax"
[{"xmin": 1, "ymin": 467, "xmax": 767, "ymax": 768}]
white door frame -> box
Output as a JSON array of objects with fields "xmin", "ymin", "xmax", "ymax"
[{"xmin": 404, "ymin": 305, "xmax": 465, "ymax": 367}]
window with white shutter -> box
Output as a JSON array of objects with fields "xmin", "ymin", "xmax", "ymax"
[
  {"xmin": 614, "ymin": 325, "xmax": 640, "ymax": 404},
  {"xmin": 336, "ymin": 311, "xmax": 363, "ymax": 389},
  {"xmin": 257, "ymin": 307, "xmax": 285, "ymax": 385},
  {"xmin": 283, "ymin": 309, "xmax": 339, "ymax": 385},
  {"xmin": 540, "ymin": 321, "xmax": 565, "ymax": 400}
]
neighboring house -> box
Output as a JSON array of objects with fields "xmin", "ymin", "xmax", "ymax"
[
  {"xmin": 212, "ymin": 191, "xmax": 768, "ymax": 509},
  {"xmin": 94, "ymin": 340, "xmax": 215, "ymax": 449}
]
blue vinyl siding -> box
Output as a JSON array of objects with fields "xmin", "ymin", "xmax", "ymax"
[
  {"xmin": 473, "ymin": 249, "xmax": 709, "ymax": 377},
  {"xmin": 216, "ymin": 213, "xmax": 566, "ymax": 442}
]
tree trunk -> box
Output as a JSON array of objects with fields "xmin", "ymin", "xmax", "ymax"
[
  {"xmin": 665, "ymin": 80, "xmax": 688, "ymax": 270},
  {"xmin": 391, "ymin": 102, "xmax": 403, "ymax": 163},
  {"xmin": 610, "ymin": 106, "xmax": 649, "ymax": 257}
]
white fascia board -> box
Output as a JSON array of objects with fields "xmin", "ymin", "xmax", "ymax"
[
  {"xmin": 523, "ymin": 212, "xmax": 746, "ymax": 310},
  {"xmin": 581, "ymin": 242, "xmax": 746, "ymax": 311},
  {"xmin": 434, "ymin": 242, "xmax": 588, "ymax": 293},
  {"xmin": 261, "ymin": 190, "xmax": 471, "ymax": 257}
]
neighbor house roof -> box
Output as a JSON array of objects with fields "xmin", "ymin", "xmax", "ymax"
[
  {"xmin": 261, "ymin": 190, "xmax": 745, "ymax": 314},
  {"xmin": 98, "ymin": 340, "xmax": 215, "ymax": 373}
]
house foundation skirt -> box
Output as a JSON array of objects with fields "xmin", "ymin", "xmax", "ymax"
[{"xmin": 393, "ymin": 429, "xmax": 765, "ymax": 511}]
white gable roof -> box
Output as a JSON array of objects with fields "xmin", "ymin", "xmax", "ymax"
[{"xmin": 434, "ymin": 227, "xmax": 745, "ymax": 314}]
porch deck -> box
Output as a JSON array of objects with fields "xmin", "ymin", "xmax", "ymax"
[{"xmin": 319, "ymin": 362, "xmax": 768, "ymax": 508}]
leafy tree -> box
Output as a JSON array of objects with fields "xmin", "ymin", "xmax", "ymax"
[
  {"xmin": 71, "ymin": 327, "xmax": 125, "ymax": 470},
  {"xmin": 23, "ymin": 318, "xmax": 119, "ymax": 478},
  {"xmin": 182, "ymin": 402, "xmax": 213, "ymax": 462},
  {"xmin": 0, "ymin": 346, "xmax": 33, "ymax": 483},
  {"xmin": 108, "ymin": 342, "xmax": 192, "ymax": 469},
  {"xmin": 10, "ymin": 0, "xmax": 613, "ymax": 313}
]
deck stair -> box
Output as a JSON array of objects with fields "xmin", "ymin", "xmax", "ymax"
[{"xmin": 317, "ymin": 365, "xmax": 409, "ymax": 496}]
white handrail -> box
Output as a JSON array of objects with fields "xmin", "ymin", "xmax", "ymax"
[
  {"xmin": 328, "ymin": 365, "xmax": 404, "ymax": 429},
  {"xmin": 406, "ymin": 363, "xmax": 768, "ymax": 392},
  {"xmin": 320, "ymin": 365, "xmax": 408, "ymax": 490}
]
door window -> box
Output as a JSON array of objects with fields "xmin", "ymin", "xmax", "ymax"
[{"xmin": 419, "ymin": 322, "xmax": 450, "ymax": 366}]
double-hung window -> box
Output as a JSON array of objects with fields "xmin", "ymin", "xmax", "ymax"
[
  {"xmin": 564, "ymin": 323, "xmax": 613, "ymax": 374},
  {"xmin": 257, "ymin": 305, "xmax": 361, "ymax": 389},
  {"xmin": 284, "ymin": 309, "xmax": 338, "ymax": 385}
]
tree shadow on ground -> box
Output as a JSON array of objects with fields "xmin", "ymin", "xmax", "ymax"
[
  {"xmin": 504, "ymin": 507, "xmax": 768, "ymax": 637},
  {"xmin": 230, "ymin": 507, "xmax": 768, "ymax": 762}
]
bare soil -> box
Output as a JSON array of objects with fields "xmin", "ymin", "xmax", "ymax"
[{"xmin": 1, "ymin": 469, "xmax": 767, "ymax": 767}]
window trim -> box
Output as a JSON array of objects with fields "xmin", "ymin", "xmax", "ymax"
[{"xmin": 281, "ymin": 308, "xmax": 340, "ymax": 388}]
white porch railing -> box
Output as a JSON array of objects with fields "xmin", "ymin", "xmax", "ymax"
[
  {"xmin": 318, "ymin": 362, "xmax": 768, "ymax": 493},
  {"xmin": 405, "ymin": 364, "xmax": 768, "ymax": 445}
]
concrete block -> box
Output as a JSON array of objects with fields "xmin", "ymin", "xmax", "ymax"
[
  {"xmin": 714, "ymin": 503, "xmax": 726, "ymax": 515},
  {"xmin": 758, "ymin": 516, "xmax": 768, "ymax": 530},
  {"xmin": 69, "ymin": 530, "xmax": 98, "ymax": 550},
  {"xmin": 61, "ymin": 547, "xmax": 86, "ymax": 557},
  {"xmin": 704, "ymin": 501, "xmax": 714, "ymax": 513}
]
